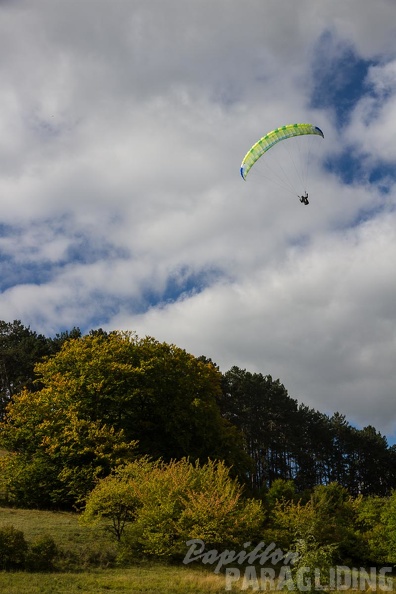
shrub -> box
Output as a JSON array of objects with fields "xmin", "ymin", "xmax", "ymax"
[
  {"xmin": 0, "ymin": 524, "xmax": 28, "ymax": 570},
  {"xmin": 265, "ymin": 479, "xmax": 297, "ymax": 510},
  {"xmin": 82, "ymin": 458, "xmax": 265, "ymax": 560},
  {"xmin": 286, "ymin": 536, "xmax": 338, "ymax": 593},
  {"xmin": 269, "ymin": 482, "xmax": 361, "ymax": 562},
  {"xmin": 25, "ymin": 535, "xmax": 58, "ymax": 572}
]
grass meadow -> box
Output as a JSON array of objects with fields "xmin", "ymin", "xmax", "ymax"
[
  {"xmin": 0, "ymin": 506, "xmax": 227, "ymax": 593},
  {"xmin": 0, "ymin": 565, "xmax": 227, "ymax": 594}
]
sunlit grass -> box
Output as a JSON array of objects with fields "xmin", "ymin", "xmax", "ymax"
[
  {"xmin": 0, "ymin": 505, "xmax": 116, "ymax": 569},
  {"xmin": 0, "ymin": 566, "xmax": 394, "ymax": 593},
  {"xmin": 0, "ymin": 506, "xmax": 228, "ymax": 592},
  {"xmin": 0, "ymin": 565, "xmax": 227, "ymax": 593}
]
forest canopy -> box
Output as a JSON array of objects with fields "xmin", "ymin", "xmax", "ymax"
[{"xmin": 0, "ymin": 319, "xmax": 395, "ymax": 510}]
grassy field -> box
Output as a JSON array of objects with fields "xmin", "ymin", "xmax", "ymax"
[
  {"xmin": 0, "ymin": 505, "xmax": 117, "ymax": 568},
  {"xmin": 0, "ymin": 565, "xmax": 227, "ymax": 593},
  {"xmin": 0, "ymin": 506, "xmax": 228, "ymax": 593}
]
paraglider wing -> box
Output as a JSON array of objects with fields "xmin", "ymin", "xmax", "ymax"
[{"xmin": 240, "ymin": 123, "xmax": 324, "ymax": 180}]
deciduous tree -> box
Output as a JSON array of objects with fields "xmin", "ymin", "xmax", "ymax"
[
  {"xmin": 1, "ymin": 332, "xmax": 248, "ymax": 507},
  {"xmin": 81, "ymin": 458, "xmax": 264, "ymax": 559}
]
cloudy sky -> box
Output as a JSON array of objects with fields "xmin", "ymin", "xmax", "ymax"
[{"xmin": 1, "ymin": 1, "xmax": 396, "ymax": 441}]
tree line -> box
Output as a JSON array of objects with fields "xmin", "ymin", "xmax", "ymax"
[
  {"xmin": 0, "ymin": 319, "xmax": 395, "ymax": 510},
  {"xmin": 221, "ymin": 366, "xmax": 396, "ymax": 496}
]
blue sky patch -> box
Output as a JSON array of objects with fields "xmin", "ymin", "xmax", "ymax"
[
  {"xmin": 0, "ymin": 218, "xmax": 130, "ymax": 292},
  {"xmin": 0, "ymin": 257, "xmax": 54, "ymax": 292},
  {"xmin": 324, "ymin": 148, "xmax": 366, "ymax": 185},
  {"xmin": 310, "ymin": 31, "xmax": 375, "ymax": 127},
  {"xmin": 324, "ymin": 148, "xmax": 396, "ymax": 191},
  {"xmin": 65, "ymin": 234, "xmax": 129, "ymax": 265},
  {"xmin": 143, "ymin": 265, "xmax": 223, "ymax": 310}
]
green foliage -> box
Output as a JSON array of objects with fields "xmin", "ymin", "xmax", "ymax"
[
  {"xmin": 80, "ymin": 457, "xmax": 152, "ymax": 541},
  {"xmin": 309, "ymin": 484, "xmax": 354, "ymax": 543},
  {"xmin": 25, "ymin": 535, "xmax": 58, "ymax": 572},
  {"xmin": 2, "ymin": 318, "xmax": 396, "ymax": 574},
  {"xmin": 267, "ymin": 483, "xmax": 361, "ymax": 563},
  {"xmin": 1, "ymin": 331, "xmax": 248, "ymax": 508},
  {"xmin": 353, "ymin": 495, "xmax": 389, "ymax": 563},
  {"xmin": 265, "ymin": 478, "xmax": 297, "ymax": 509},
  {"xmin": 0, "ymin": 452, "xmax": 61, "ymax": 508},
  {"xmin": 221, "ymin": 367, "xmax": 299, "ymax": 490},
  {"xmin": 377, "ymin": 490, "xmax": 396, "ymax": 563},
  {"xmin": 0, "ymin": 524, "xmax": 28, "ymax": 570},
  {"xmin": 2, "ymin": 320, "xmax": 396, "ymax": 514},
  {"xmin": 221, "ymin": 367, "xmax": 396, "ymax": 496},
  {"xmin": 0, "ymin": 320, "xmax": 81, "ymax": 420},
  {"xmin": 287, "ymin": 536, "xmax": 338, "ymax": 593},
  {"xmin": 266, "ymin": 497, "xmax": 316, "ymax": 551},
  {"xmin": 30, "ymin": 331, "xmax": 238, "ymax": 464},
  {"xmin": 82, "ymin": 457, "xmax": 264, "ymax": 561},
  {"xmin": 0, "ymin": 320, "xmax": 48, "ymax": 419},
  {"xmin": 0, "ymin": 415, "xmax": 136, "ymax": 508}
]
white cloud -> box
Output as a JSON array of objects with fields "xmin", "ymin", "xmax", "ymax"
[
  {"xmin": 112, "ymin": 208, "xmax": 396, "ymax": 435},
  {"xmin": 340, "ymin": 59, "xmax": 396, "ymax": 168}
]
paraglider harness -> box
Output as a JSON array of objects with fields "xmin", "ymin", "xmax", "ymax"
[{"xmin": 299, "ymin": 192, "xmax": 309, "ymax": 205}]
